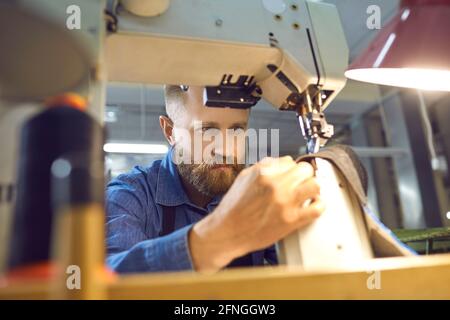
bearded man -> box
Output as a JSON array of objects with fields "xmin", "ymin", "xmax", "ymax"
[{"xmin": 106, "ymin": 85, "xmax": 324, "ymax": 273}]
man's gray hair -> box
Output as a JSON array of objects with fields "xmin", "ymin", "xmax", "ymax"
[{"xmin": 164, "ymin": 85, "xmax": 187, "ymax": 124}]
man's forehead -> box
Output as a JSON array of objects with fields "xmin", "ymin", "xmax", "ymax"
[{"xmin": 183, "ymin": 86, "xmax": 250, "ymax": 126}]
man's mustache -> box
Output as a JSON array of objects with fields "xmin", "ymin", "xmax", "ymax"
[
  {"xmin": 195, "ymin": 156, "xmax": 244, "ymax": 172},
  {"xmin": 202, "ymin": 155, "xmax": 241, "ymax": 166}
]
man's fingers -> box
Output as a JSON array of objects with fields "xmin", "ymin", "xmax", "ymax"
[
  {"xmin": 294, "ymin": 198, "xmax": 326, "ymax": 228},
  {"xmin": 293, "ymin": 177, "xmax": 321, "ymax": 206},
  {"xmin": 277, "ymin": 161, "xmax": 316, "ymax": 192},
  {"xmin": 258, "ymin": 156, "xmax": 296, "ymax": 175},
  {"xmin": 260, "ymin": 155, "xmax": 293, "ymax": 167},
  {"xmin": 297, "ymin": 161, "xmax": 315, "ymax": 179},
  {"xmin": 286, "ymin": 161, "xmax": 315, "ymax": 184}
]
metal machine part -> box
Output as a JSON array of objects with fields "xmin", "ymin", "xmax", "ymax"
[
  {"xmin": 296, "ymin": 85, "xmax": 334, "ymax": 154},
  {"xmin": 105, "ymin": 0, "xmax": 348, "ymax": 153},
  {"xmin": 105, "ymin": 0, "xmax": 348, "ymax": 137},
  {"xmin": 203, "ymin": 75, "xmax": 262, "ymax": 109},
  {"xmin": 0, "ymin": 2, "xmax": 91, "ymax": 103},
  {"xmin": 120, "ymin": 0, "xmax": 170, "ymax": 17},
  {"xmin": 277, "ymin": 158, "xmax": 374, "ymax": 270}
]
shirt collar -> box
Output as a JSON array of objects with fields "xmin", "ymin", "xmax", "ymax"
[{"xmin": 155, "ymin": 148, "xmax": 190, "ymax": 206}]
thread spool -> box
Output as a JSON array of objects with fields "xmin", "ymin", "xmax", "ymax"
[
  {"xmin": 7, "ymin": 94, "xmax": 104, "ymax": 280},
  {"xmin": 51, "ymin": 155, "xmax": 108, "ymax": 299}
]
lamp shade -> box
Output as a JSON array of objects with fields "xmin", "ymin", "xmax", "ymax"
[{"xmin": 345, "ymin": 0, "xmax": 450, "ymax": 91}]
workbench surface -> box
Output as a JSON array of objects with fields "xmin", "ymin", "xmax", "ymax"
[{"xmin": 1, "ymin": 253, "xmax": 450, "ymax": 299}]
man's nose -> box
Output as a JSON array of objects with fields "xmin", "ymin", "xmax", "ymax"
[{"xmin": 211, "ymin": 149, "xmax": 233, "ymax": 164}]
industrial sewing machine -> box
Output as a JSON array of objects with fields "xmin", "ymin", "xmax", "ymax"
[
  {"xmin": 0, "ymin": 0, "xmax": 412, "ymax": 290},
  {"xmin": 105, "ymin": 0, "xmax": 343, "ymax": 155}
]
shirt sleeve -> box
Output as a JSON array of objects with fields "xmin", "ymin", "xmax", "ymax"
[{"xmin": 105, "ymin": 175, "xmax": 195, "ymax": 273}]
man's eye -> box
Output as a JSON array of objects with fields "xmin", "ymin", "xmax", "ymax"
[{"xmin": 201, "ymin": 127, "xmax": 213, "ymax": 132}]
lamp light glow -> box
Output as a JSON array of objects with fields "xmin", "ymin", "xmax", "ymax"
[
  {"xmin": 346, "ymin": 0, "xmax": 450, "ymax": 91},
  {"xmin": 103, "ymin": 143, "xmax": 169, "ymax": 154},
  {"xmin": 345, "ymin": 68, "xmax": 450, "ymax": 92}
]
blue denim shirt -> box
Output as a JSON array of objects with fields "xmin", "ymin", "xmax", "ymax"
[{"xmin": 105, "ymin": 150, "xmax": 278, "ymax": 273}]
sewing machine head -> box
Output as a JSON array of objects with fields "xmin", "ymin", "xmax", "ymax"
[{"xmin": 105, "ymin": 0, "xmax": 349, "ymax": 154}]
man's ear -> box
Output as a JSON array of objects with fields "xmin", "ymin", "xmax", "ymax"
[{"xmin": 159, "ymin": 116, "xmax": 176, "ymax": 145}]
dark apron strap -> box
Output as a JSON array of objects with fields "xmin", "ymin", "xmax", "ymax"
[
  {"xmin": 226, "ymin": 253, "xmax": 254, "ymax": 268},
  {"xmin": 160, "ymin": 205, "xmax": 176, "ymax": 236}
]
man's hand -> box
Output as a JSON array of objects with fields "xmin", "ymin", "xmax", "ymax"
[{"xmin": 188, "ymin": 156, "xmax": 325, "ymax": 273}]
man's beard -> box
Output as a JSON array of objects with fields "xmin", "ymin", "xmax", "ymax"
[{"xmin": 175, "ymin": 150, "xmax": 245, "ymax": 197}]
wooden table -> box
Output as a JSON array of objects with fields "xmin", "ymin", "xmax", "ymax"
[{"xmin": 1, "ymin": 253, "xmax": 450, "ymax": 299}]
